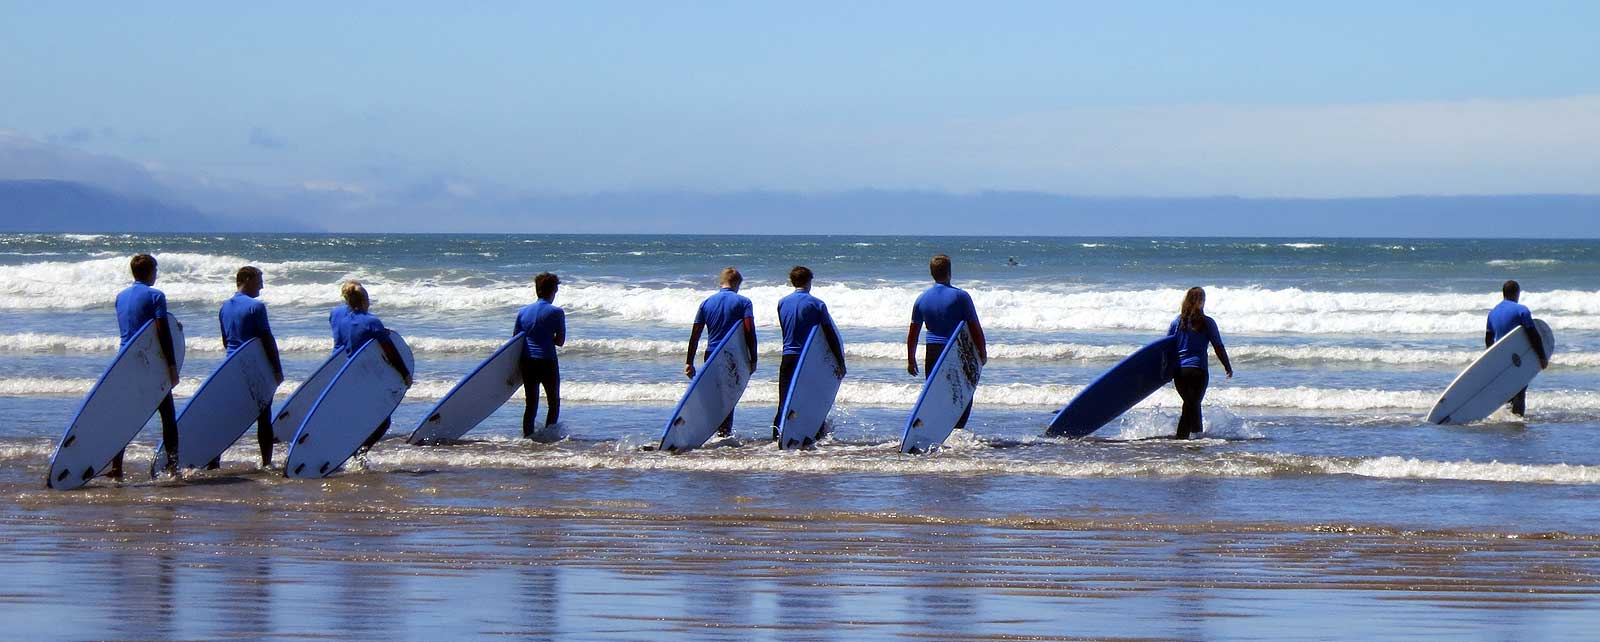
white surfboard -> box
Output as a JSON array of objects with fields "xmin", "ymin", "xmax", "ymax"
[
  {"xmin": 660, "ymin": 327, "xmax": 754, "ymax": 454},
  {"xmin": 900, "ymin": 321, "xmax": 982, "ymax": 454},
  {"xmin": 152, "ymin": 338, "xmax": 279, "ymax": 474},
  {"xmin": 1427, "ymin": 320, "xmax": 1554, "ymax": 425},
  {"xmin": 408, "ymin": 333, "xmax": 525, "ymax": 445},
  {"xmin": 271, "ymin": 350, "xmax": 346, "ymax": 443},
  {"xmin": 778, "ymin": 325, "xmax": 845, "ymax": 450},
  {"xmin": 47, "ymin": 316, "xmax": 186, "ymax": 489},
  {"xmin": 284, "ymin": 333, "xmax": 414, "ymax": 479}
]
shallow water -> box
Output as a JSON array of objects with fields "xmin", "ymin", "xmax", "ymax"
[{"xmin": 3, "ymin": 234, "xmax": 1600, "ymax": 639}]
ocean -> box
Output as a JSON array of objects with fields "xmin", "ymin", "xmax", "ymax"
[{"xmin": 3, "ymin": 233, "xmax": 1599, "ymax": 640}]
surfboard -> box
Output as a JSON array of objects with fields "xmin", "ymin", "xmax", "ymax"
[
  {"xmin": 47, "ymin": 316, "xmax": 186, "ymax": 489},
  {"xmin": 1047, "ymin": 336, "xmax": 1178, "ymax": 438},
  {"xmin": 150, "ymin": 338, "xmax": 278, "ymax": 474},
  {"xmin": 271, "ymin": 350, "xmax": 346, "ymax": 443},
  {"xmin": 284, "ymin": 333, "xmax": 415, "ymax": 479},
  {"xmin": 660, "ymin": 327, "xmax": 754, "ymax": 454},
  {"xmin": 407, "ymin": 332, "xmax": 525, "ymax": 445},
  {"xmin": 1427, "ymin": 320, "xmax": 1555, "ymax": 425},
  {"xmin": 900, "ymin": 321, "xmax": 982, "ymax": 454},
  {"xmin": 777, "ymin": 324, "xmax": 844, "ymax": 450}
]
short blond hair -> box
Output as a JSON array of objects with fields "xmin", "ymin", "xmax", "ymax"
[{"xmin": 719, "ymin": 266, "xmax": 742, "ymax": 288}]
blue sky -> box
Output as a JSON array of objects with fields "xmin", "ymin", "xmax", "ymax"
[{"xmin": 1, "ymin": 1, "xmax": 1598, "ymax": 230}]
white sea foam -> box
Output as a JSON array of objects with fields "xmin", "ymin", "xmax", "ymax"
[
  {"xmin": 1486, "ymin": 259, "xmax": 1563, "ymax": 267},
  {"xmin": 1281, "ymin": 243, "xmax": 1326, "ymax": 249},
  {"xmin": 6, "ymin": 254, "xmax": 1600, "ymax": 336},
  {"xmin": 9, "ymin": 333, "xmax": 1600, "ymax": 369},
  {"xmin": 5, "ymin": 376, "xmax": 1600, "ymax": 414}
]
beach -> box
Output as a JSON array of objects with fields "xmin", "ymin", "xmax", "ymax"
[{"xmin": 3, "ymin": 233, "xmax": 1600, "ymax": 639}]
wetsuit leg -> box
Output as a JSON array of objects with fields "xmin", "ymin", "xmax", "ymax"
[
  {"xmin": 1174, "ymin": 367, "xmax": 1209, "ymax": 439},
  {"xmin": 256, "ymin": 406, "xmax": 273, "ymax": 467},
  {"xmin": 1510, "ymin": 387, "xmax": 1527, "ymax": 417},
  {"xmin": 772, "ymin": 354, "xmax": 800, "ymax": 438},
  {"xmin": 158, "ymin": 394, "xmax": 178, "ymax": 471},
  {"xmin": 536, "ymin": 357, "xmax": 560, "ymax": 428},
  {"xmin": 360, "ymin": 417, "xmax": 391, "ymax": 453},
  {"xmin": 520, "ymin": 354, "xmax": 542, "ymax": 438}
]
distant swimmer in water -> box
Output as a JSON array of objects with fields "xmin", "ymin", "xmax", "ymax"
[
  {"xmin": 1007, "ymin": 257, "xmax": 1019, "ymax": 267},
  {"xmin": 773, "ymin": 266, "xmax": 846, "ymax": 441},
  {"xmin": 334, "ymin": 282, "xmax": 412, "ymax": 457},
  {"xmin": 1167, "ymin": 287, "xmax": 1233, "ymax": 439},
  {"xmin": 684, "ymin": 266, "xmax": 757, "ymax": 437},
  {"xmin": 218, "ymin": 266, "xmax": 285, "ymax": 469},
  {"xmin": 1487, "ymin": 279, "xmax": 1548, "ymax": 417},
  {"xmin": 906, "ymin": 254, "xmax": 987, "ymax": 430},
  {"xmin": 111, "ymin": 253, "xmax": 182, "ymax": 480},
  {"xmin": 514, "ymin": 272, "xmax": 566, "ymax": 441}
]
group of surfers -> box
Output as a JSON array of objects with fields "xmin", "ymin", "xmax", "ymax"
[{"xmin": 97, "ymin": 252, "xmax": 1546, "ymax": 483}]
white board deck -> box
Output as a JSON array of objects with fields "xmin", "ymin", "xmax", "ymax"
[
  {"xmin": 408, "ymin": 333, "xmax": 525, "ymax": 445},
  {"xmin": 778, "ymin": 325, "xmax": 844, "ymax": 450},
  {"xmin": 47, "ymin": 317, "xmax": 186, "ymax": 489},
  {"xmin": 284, "ymin": 333, "xmax": 415, "ymax": 479},
  {"xmin": 152, "ymin": 338, "xmax": 278, "ymax": 473},
  {"xmin": 900, "ymin": 321, "xmax": 982, "ymax": 454},
  {"xmin": 660, "ymin": 328, "xmax": 754, "ymax": 454},
  {"xmin": 1428, "ymin": 320, "xmax": 1554, "ymax": 425},
  {"xmin": 271, "ymin": 351, "xmax": 346, "ymax": 442}
]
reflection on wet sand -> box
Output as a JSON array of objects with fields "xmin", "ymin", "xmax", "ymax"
[{"xmin": 4, "ymin": 470, "xmax": 1600, "ymax": 641}]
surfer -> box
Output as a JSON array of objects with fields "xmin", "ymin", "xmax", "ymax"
[
  {"xmin": 772, "ymin": 266, "xmax": 846, "ymax": 440},
  {"xmin": 906, "ymin": 254, "xmax": 987, "ymax": 430},
  {"xmin": 107, "ymin": 254, "xmax": 181, "ymax": 480},
  {"xmin": 330, "ymin": 280, "xmax": 359, "ymax": 353},
  {"xmin": 1167, "ymin": 287, "xmax": 1233, "ymax": 439},
  {"xmin": 1487, "ymin": 280, "xmax": 1548, "ymax": 417},
  {"xmin": 684, "ymin": 267, "xmax": 757, "ymax": 437},
  {"xmin": 514, "ymin": 272, "xmax": 566, "ymax": 440},
  {"xmin": 218, "ymin": 266, "xmax": 285, "ymax": 468},
  {"xmin": 335, "ymin": 282, "xmax": 413, "ymax": 456}
]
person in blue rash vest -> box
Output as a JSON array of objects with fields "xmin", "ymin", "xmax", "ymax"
[
  {"xmin": 1167, "ymin": 287, "xmax": 1234, "ymax": 439},
  {"xmin": 514, "ymin": 272, "xmax": 566, "ymax": 441},
  {"xmin": 905, "ymin": 254, "xmax": 987, "ymax": 430},
  {"xmin": 108, "ymin": 253, "xmax": 182, "ymax": 480},
  {"xmin": 335, "ymin": 282, "xmax": 412, "ymax": 457},
  {"xmin": 1487, "ymin": 279, "xmax": 1548, "ymax": 417},
  {"xmin": 218, "ymin": 266, "xmax": 285, "ymax": 469},
  {"xmin": 772, "ymin": 266, "xmax": 846, "ymax": 441},
  {"xmin": 684, "ymin": 266, "xmax": 757, "ymax": 437},
  {"xmin": 329, "ymin": 280, "xmax": 358, "ymax": 354}
]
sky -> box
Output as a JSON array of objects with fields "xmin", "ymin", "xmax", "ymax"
[{"xmin": 1, "ymin": 1, "xmax": 1598, "ymax": 231}]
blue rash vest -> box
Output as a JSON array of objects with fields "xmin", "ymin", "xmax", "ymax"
[
  {"xmin": 219, "ymin": 292, "xmax": 272, "ymax": 354},
  {"xmin": 114, "ymin": 281, "xmax": 168, "ymax": 347},
  {"xmin": 1167, "ymin": 315, "xmax": 1225, "ymax": 371},
  {"xmin": 1487, "ymin": 299, "xmax": 1537, "ymax": 343},
  {"xmin": 911, "ymin": 282, "xmax": 978, "ymax": 345},
  {"xmin": 514, "ymin": 298, "xmax": 566, "ymax": 360},
  {"xmin": 777, "ymin": 289, "xmax": 834, "ymax": 356},
  {"xmin": 695, "ymin": 288, "xmax": 754, "ymax": 347}
]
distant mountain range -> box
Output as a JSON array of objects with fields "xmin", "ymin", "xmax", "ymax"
[{"xmin": 0, "ymin": 179, "xmax": 305, "ymax": 233}]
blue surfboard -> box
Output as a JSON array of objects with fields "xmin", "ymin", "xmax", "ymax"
[
  {"xmin": 900, "ymin": 321, "xmax": 982, "ymax": 454},
  {"xmin": 1046, "ymin": 336, "xmax": 1177, "ymax": 438},
  {"xmin": 408, "ymin": 332, "xmax": 526, "ymax": 445}
]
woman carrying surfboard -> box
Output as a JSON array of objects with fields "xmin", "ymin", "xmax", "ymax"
[
  {"xmin": 1167, "ymin": 287, "xmax": 1233, "ymax": 439},
  {"xmin": 335, "ymin": 283, "xmax": 413, "ymax": 455}
]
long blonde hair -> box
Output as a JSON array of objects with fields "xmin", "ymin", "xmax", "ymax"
[
  {"xmin": 341, "ymin": 280, "xmax": 370, "ymax": 312},
  {"xmin": 1178, "ymin": 287, "xmax": 1206, "ymax": 332}
]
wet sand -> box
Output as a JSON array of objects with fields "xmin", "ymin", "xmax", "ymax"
[{"xmin": 4, "ymin": 463, "xmax": 1599, "ymax": 641}]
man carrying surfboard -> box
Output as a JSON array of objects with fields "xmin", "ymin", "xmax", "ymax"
[
  {"xmin": 111, "ymin": 253, "xmax": 181, "ymax": 480},
  {"xmin": 684, "ymin": 267, "xmax": 757, "ymax": 437},
  {"xmin": 906, "ymin": 254, "xmax": 987, "ymax": 430},
  {"xmin": 515, "ymin": 272, "xmax": 566, "ymax": 440},
  {"xmin": 1488, "ymin": 280, "xmax": 1548, "ymax": 417},
  {"xmin": 1167, "ymin": 287, "xmax": 1233, "ymax": 439},
  {"xmin": 219, "ymin": 266, "xmax": 285, "ymax": 468},
  {"xmin": 773, "ymin": 266, "xmax": 846, "ymax": 440},
  {"xmin": 335, "ymin": 283, "xmax": 413, "ymax": 456}
]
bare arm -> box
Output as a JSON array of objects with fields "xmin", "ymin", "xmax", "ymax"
[
  {"xmin": 905, "ymin": 322, "xmax": 922, "ymax": 376},
  {"xmin": 684, "ymin": 322, "xmax": 704, "ymax": 379}
]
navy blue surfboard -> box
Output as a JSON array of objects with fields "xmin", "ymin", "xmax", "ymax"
[{"xmin": 1047, "ymin": 336, "xmax": 1177, "ymax": 438}]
